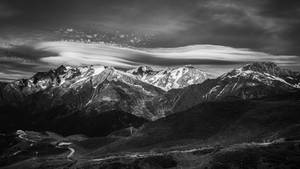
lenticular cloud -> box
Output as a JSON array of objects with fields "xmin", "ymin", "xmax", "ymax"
[
  {"xmin": 1, "ymin": 41, "xmax": 299, "ymax": 81},
  {"xmin": 35, "ymin": 41, "xmax": 298, "ymax": 68}
]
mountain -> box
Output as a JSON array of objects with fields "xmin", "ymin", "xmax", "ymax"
[
  {"xmin": 0, "ymin": 64, "xmax": 211, "ymax": 137},
  {"xmin": 1, "ymin": 62, "xmax": 300, "ymax": 169},
  {"xmin": 127, "ymin": 65, "xmax": 210, "ymax": 91},
  {"xmin": 0, "ymin": 62, "xmax": 299, "ymax": 136},
  {"xmin": 0, "ymin": 65, "xmax": 167, "ymax": 119},
  {"xmin": 171, "ymin": 62, "xmax": 300, "ymax": 112},
  {"xmin": 213, "ymin": 62, "xmax": 300, "ymax": 97},
  {"xmin": 0, "ymin": 65, "xmax": 168, "ymax": 136},
  {"xmin": 0, "ymin": 64, "xmax": 212, "ymax": 123}
]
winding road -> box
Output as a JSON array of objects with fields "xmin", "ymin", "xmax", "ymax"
[
  {"xmin": 67, "ymin": 147, "xmax": 75, "ymax": 158},
  {"xmin": 56, "ymin": 142, "xmax": 75, "ymax": 159}
]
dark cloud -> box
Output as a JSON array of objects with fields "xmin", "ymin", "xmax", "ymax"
[
  {"xmin": 0, "ymin": 2, "xmax": 19, "ymax": 18},
  {"xmin": 259, "ymin": 0, "xmax": 300, "ymax": 18},
  {"xmin": 0, "ymin": 45, "xmax": 57, "ymax": 81},
  {"xmin": 0, "ymin": 0, "xmax": 299, "ymax": 55},
  {"xmin": 0, "ymin": 45, "xmax": 58, "ymax": 60},
  {"xmin": 0, "ymin": 0, "xmax": 299, "ymax": 81}
]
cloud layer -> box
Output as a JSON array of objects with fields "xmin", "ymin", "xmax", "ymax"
[
  {"xmin": 36, "ymin": 41, "xmax": 300, "ymax": 67},
  {"xmin": 1, "ymin": 41, "xmax": 299, "ymax": 81}
]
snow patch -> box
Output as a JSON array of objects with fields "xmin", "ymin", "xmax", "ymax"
[
  {"xmin": 208, "ymin": 85, "xmax": 220, "ymax": 95},
  {"xmin": 92, "ymin": 66, "xmax": 105, "ymax": 76},
  {"xmin": 58, "ymin": 142, "xmax": 72, "ymax": 146},
  {"xmin": 102, "ymin": 96, "xmax": 117, "ymax": 101}
]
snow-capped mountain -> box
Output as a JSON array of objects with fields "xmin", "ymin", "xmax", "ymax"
[
  {"xmin": 212, "ymin": 62, "xmax": 300, "ymax": 99},
  {"xmin": 127, "ymin": 65, "xmax": 210, "ymax": 91},
  {"xmin": 171, "ymin": 62, "xmax": 300, "ymax": 112},
  {"xmin": 9, "ymin": 65, "xmax": 103, "ymax": 94},
  {"xmin": 1, "ymin": 62, "xmax": 299, "ymax": 137},
  {"xmin": 0, "ymin": 65, "xmax": 167, "ymax": 120},
  {"xmin": 0, "ymin": 65, "xmax": 169, "ymax": 136}
]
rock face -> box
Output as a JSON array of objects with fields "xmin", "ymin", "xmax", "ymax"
[{"xmin": 127, "ymin": 65, "xmax": 210, "ymax": 91}]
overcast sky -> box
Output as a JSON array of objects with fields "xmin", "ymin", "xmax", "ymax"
[{"xmin": 0, "ymin": 0, "xmax": 300, "ymax": 81}]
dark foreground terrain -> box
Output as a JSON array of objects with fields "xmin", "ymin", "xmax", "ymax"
[{"xmin": 1, "ymin": 94, "xmax": 300, "ymax": 169}]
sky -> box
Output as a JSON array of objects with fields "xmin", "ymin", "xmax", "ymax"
[{"xmin": 0, "ymin": 0, "xmax": 300, "ymax": 81}]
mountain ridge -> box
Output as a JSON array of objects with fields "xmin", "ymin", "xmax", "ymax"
[{"xmin": 127, "ymin": 65, "xmax": 211, "ymax": 91}]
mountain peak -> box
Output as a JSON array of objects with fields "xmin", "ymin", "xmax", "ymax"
[
  {"xmin": 241, "ymin": 62, "xmax": 281, "ymax": 75},
  {"xmin": 128, "ymin": 65, "xmax": 155, "ymax": 76},
  {"xmin": 55, "ymin": 65, "xmax": 68, "ymax": 73},
  {"xmin": 221, "ymin": 62, "xmax": 285, "ymax": 80},
  {"xmin": 127, "ymin": 65, "xmax": 209, "ymax": 91}
]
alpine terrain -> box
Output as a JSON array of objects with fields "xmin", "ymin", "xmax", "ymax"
[{"xmin": 1, "ymin": 62, "xmax": 300, "ymax": 169}]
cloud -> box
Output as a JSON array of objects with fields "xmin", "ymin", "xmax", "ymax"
[
  {"xmin": 0, "ymin": 58, "xmax": 49, "ymax": 81},
  {"xmin": 1, "ymin": 40, "xmax": 299, "ymax": 81},
  {"xmin": 1, "ymin": 0, "xmax": 300, "ymax": 81},
  {"xmin": 0, "ymin": 0, "xmax": 299, "ymax": 56},
  {"xmin": 0, "ymin": 2, "xmax": 19, "ymax": 18},
  {"xmin": 0, "ymin": 45, "xmax": 56, "ymax": 81},
  {"xmin": 35, "ymin": 41, "xmax": 298, "ymax": 66}
]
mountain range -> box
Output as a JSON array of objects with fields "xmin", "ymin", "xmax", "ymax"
[
  {"xmin": 1, "ymin": 62, "xmax": 300, "ymax": 169},
  {"xmin": 0, "ymin": 62, "xmax": 299, "ymax": 135}
]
